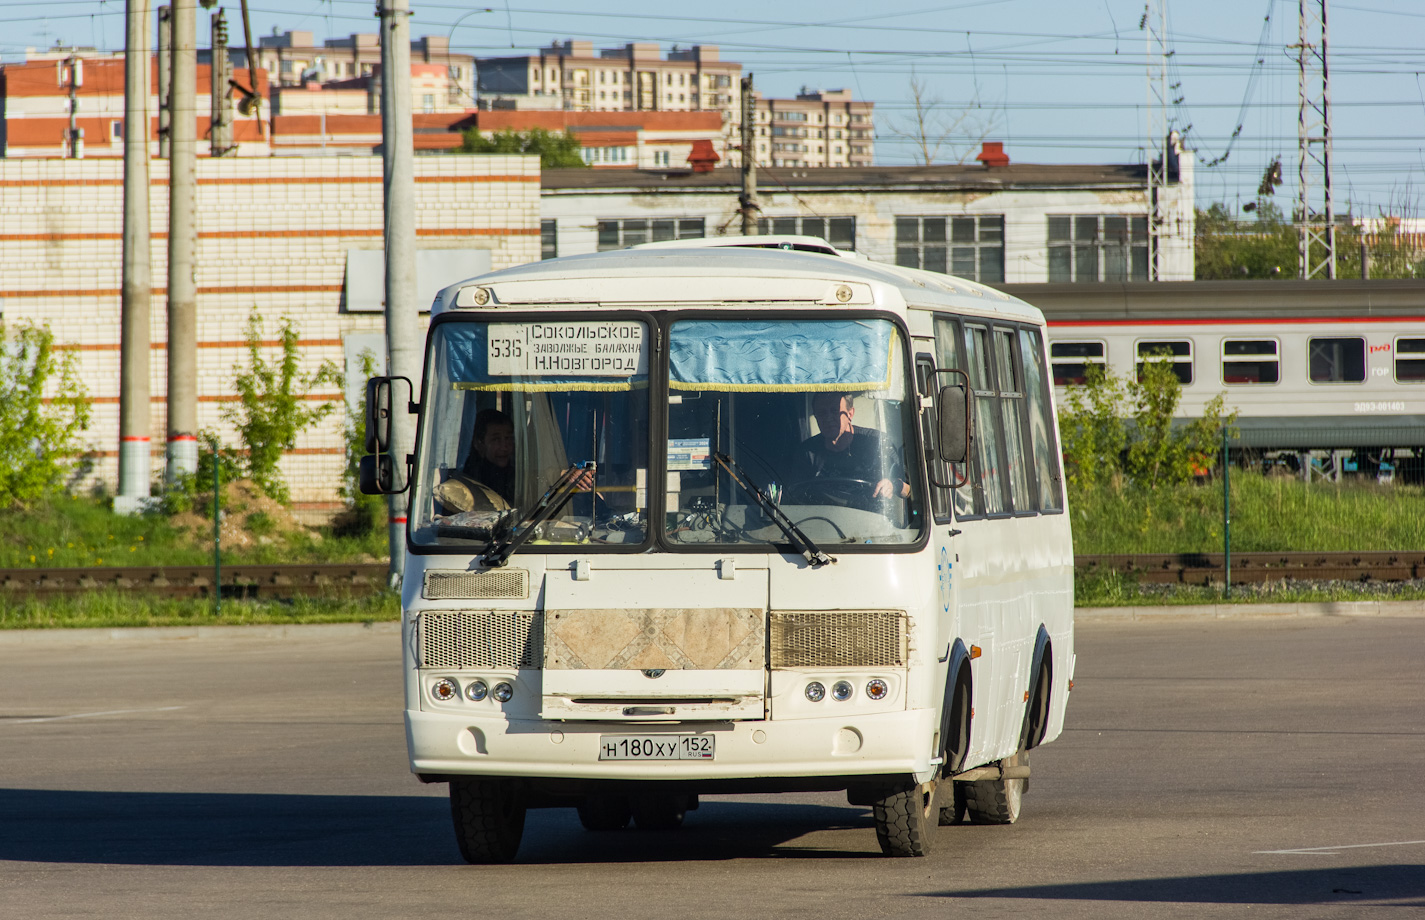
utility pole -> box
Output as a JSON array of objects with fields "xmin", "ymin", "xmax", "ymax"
[
  {"xmin": 379, "ymin": 0, "xmax": 418, "ymax": 585},
  {"xmin": 1144, "ymin": 0, "xmax": 1167, "ymax": 281},
  {"xmin": 65, "ymin": 55, "xmax": 83, "ymax": 158},
  {"xmin": 209, "ymin": 6, "xmax": 233, "ymax": 155},
  {"xmin": 158, "ymin": 5, "xmax": 171, "ymax": 158},
  {"xmin": 166, "ymin": 0, "xmax": 199, "ymax": 483},
  {"xmin": 739, "ymin": 74, "xmax": 759, "ymax": 236},
  {"xmin": 1295, "ymin": 0, "xmax": 1335, "ymax": 279},
  {"xmin": 118, "ymin": 0, "xmax": 153, "ymax": 514}
]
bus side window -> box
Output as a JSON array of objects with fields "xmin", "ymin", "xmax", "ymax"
[
  {"xmin": 934, "ymin": 317, "xmax": 976, "ymax": 518},
  {"xmin": 1019, "ymin": 327, "xmax": 1065, "ymax": 512},
  {"xmin": 994, "ymin": 326, "xmax": 1034, "ymax": 513},
  {"xmin": 916, "ymin": 354, "xmax": 952, "ymax": 522},
  {"xmin": 964, "ymin": 323, "xmax": 1009, "ymax": 515}
]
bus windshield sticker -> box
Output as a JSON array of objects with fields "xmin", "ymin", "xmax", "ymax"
[
  {"xmin": 488, "ymin": 321, "xmax": 647, "ymax": 377},
  {"xmin": 667, "ymin": 438, "xmax": 712, "ymax": 471}
]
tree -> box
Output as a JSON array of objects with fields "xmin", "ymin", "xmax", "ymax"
[
  {"xmin": 222, "ymin": 312, "xmax": 342, "ymax": 505},
  {"xmin": 457, "ymin": 127, "xmax": 587, "ymax": 168},
  {"xmin": 1194, "ymin": 200, "xmax": 1297, "ymax": 279},
  {"xmin": 884, "ymin": 72, "xmax": 998, "ymax": 166},
  {"xmin": 1335, "ymin": 214, "xmax": 1425, "ymax": 279},
  {"xmin": 0, "ymin": 320, "xmax": 92, "ymax": 507}
]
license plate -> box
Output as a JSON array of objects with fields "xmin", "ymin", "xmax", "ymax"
[{"xmin": 599, "ymin": 734, "xmax": 715, "ymax": 761}]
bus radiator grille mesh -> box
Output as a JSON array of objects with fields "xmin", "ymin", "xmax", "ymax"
[
  {"xmin": 419, "ymin": 611, "xmax": 543, "ymax": 669},
  {"xmin": 422, "ymin": 569, "xmax": 529, "ymax": 600},
  {"xmin": 769, "ymin": 611, "xmax": 907, "ymax": 668}
]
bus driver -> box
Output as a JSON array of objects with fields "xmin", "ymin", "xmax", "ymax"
[{"xmin": 801, "ymin": 392, "xmax": 912, "ymax": 502}]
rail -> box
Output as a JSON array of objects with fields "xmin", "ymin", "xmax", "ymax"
[
  {"xmin": 1077, "ymin": 552, "xmax": 1425, "ymax": 585},
  {"xmin": 0, "ymin": 563, "xmax": 389, "ymax": 600}
]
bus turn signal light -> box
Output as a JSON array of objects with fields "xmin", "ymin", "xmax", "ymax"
[{"xmin": 969, "ymin": 645, "xmax": 982, "ymax": 659}]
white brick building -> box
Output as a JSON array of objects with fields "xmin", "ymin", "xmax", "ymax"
[{"xmin": 0, "ymin": 156, "xmax": 540, "ymax": 511}]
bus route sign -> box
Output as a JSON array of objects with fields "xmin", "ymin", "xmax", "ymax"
[{"xmin": 488, "ymin": 321, "xmax": 647, "ymax": 377}]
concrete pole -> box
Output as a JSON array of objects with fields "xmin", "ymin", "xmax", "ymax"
[
  {"xmin": 157, "ymin": 5, "xmax": 171, "ymax": 158},
  {"xmin": 380, "ymin": 0, "xmax": 418, "ymax": 584},
  {"xmin": 739, "ymin": 74, "xmax": 759, "ymax": 236},
  {"xmin": 118, "ymin": 0, "xmax": 154, "ymax": 513},
  {"xmin": 166, "ymin": 0, "xmax": 199, "ymax": 483}
]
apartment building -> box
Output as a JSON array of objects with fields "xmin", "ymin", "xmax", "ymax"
[
  {"xmin": 252, "ymin": 30, "xmax": 474, "ymax": 104},
  {"xmin": 753, "ymin": 89, "xmax": 874, "ymax": 168}
]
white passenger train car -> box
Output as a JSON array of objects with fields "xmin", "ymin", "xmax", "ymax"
[{"xmin": 361, "ymin": 246, "xmax": 1075, "ymax": 861}]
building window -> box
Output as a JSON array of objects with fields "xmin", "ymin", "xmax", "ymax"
[
  {"xmin": 111, "ymin": 120, "xmax": 123, "ymax": 140},
  {"xmin": 597, "ymin": 218, "xmax": 704, "ymax": 251},
  {"xmin": 1396, "ymin": 337, "xmax": 1425, "ymax": 382},
  {"xmin": 581, "ymin": 146, "xmax": 630, "ymax": 164},
  {"xmin": 1223, "ymin": 339, "xmax": 1280, "ymax": 384},
  {"xmin": 1048, "ymin": 215, "xmax": 1148, "ymax": 282},
  {"xmin": 756, "ymin": 216, "xmax": 856, "ymax": 251},
  {"xmin": 540, "ymin": 220, "xmax": 558, "ymax": 260},
  {"xmin": 422, "ymin": 94, "xmax": 435, "ymax": 113},
  {"xmin": 654, "ymin": 150, "xmax": 670, "ymax": 166},
  {"xmin": 895, "ymin": 215, "xmax": 1004, "ymax": 282},
  {"xmin": 1308, "ymin": 337, "xmax": 1366, "ymax": 383},
  {"xmin": 1049, "ymin": 341, "xmax": 1106, "ymax": 386},
  {"xmin": 1135, "ymin": 340, "xmax": 1193, "ymax": 385}
]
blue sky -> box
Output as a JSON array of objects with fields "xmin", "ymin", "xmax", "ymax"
[{"xmin": 4, "ymin": 0, "xmax": 1423, "ymax": 218}]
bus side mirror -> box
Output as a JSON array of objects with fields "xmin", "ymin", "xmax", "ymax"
[
  {"xmin": 359, "ymin": 453, "xmax": 395, "ymax": 495},
  {"xmin": 364, "ymin": 377, "xmax": 394, "ymax": 454},
  {"xmin": 936, "ymin": 384, "xmax": 970, "ymax": 463}
]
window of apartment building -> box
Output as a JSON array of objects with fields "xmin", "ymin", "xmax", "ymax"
[
  {"xmin": 895, "ymin": 216, "xmax": 1005, "ymax": 283},
  {"xmin": 422, "ymin": 94, "xmax": 435, "ymax": 113},
  {"xmin": 1048, "ymin": 215, "xmax": 1148, "ymax": 282},
  {"xmin": 540, "ymin": 220, "xmax": 558, "ymax": 260},
  {"xmin": 1308, "ymin": 337, "xmax": 1366, "ymax": 383},
  {"xmin": 111, "ymin": 120, "xmax": 123, "ymax": 140},
  {"xmin": 757, "ymin": 216, "xmax": 856, "ymax": 250},
  {"xmin": 597, "ymin": 218, "xmax": 705, "ymax": 251},
  {"xmin": 780, "ymin": 111, "xmax": 808, "ymax": 122},
  {"xmin": 1222, "ymin": 339, "xmax": 1280, "ymax": 384},
  {"xmin": 1136, "ymin": 340, "xmax": 1193, "ymax": 385}
]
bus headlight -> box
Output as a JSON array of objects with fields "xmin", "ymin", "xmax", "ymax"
[
  {"xmin": 492, "ymin": 681, "xmax": 515, "ymax": 703},
  {"xmin": 831, "ymin": 680, "xmax": 854, "ymax": 702},
  {"xmin": 465, "ymin": 680, "xmax": 488, "ymax": 702},
  {"xmin": 431, "ymin": 678, "xmax": 458, "ymax": 702},
  {"xmin": 805, "ymin": 681, "xmax": 826, "ymax": 702},
  {"xmin": 866, "ymin": 678, "xmax": 889, "ymax": 701}
]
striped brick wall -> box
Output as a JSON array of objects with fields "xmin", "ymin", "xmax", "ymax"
[{"xmin": 0, "ymin": 154, "xmax": 540, "ymax": 511}]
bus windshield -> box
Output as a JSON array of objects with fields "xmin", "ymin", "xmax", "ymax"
[
  {"xmin": 410, "ymin": 317, "xmax": 651, "ymax": 549},
  {"xmin": 664, "ymin": 318, "xmax": 925, "ymax": 548}
]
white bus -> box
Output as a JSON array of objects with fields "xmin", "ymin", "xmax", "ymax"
[{"xmin": 360, "ymin": 245, "xmax": 1075, "ymax": 861}]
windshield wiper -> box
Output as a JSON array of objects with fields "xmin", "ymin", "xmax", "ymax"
[
  {"xmin": 713, "ymin": 452, "xmax": 834, "ymax": 568},
  {"xmin": 479, "ymin": 462, "xmax": 595, "ymax": 568}
]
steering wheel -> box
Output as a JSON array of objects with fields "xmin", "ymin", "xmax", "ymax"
[{"xmin": 784, "ymin": 478, "xmax": 883, "ymax": 513}]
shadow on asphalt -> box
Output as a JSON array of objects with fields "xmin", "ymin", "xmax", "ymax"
[
  {"xmin": 923, "ymin": 866, "xmax": 1425, "ymax": 907},
  {"xmin": 0, "ymin": 788, "xmax": 877, "ymax": 866}
]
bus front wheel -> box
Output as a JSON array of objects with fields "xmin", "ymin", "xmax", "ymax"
[
  {"xmin": 449, "ymin": 778, "xmax": 526, "ymax": 863},
  {"xmin": 872, "ymin": 780, "xmax": 938, "ymax": 857}
]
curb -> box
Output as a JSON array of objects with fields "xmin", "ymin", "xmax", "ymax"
[
  {"xmin": 1076, "ymin": 600, "xmax": 1425, "ymax": 621},
  {"xmin": 0, "ymin": 620, "xmax": 402, "ymax": 645}
]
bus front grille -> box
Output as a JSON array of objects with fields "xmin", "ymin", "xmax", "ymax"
[
  {"xmin": 770, "ymin": 610, "xmax": 908, "ymax": 668},
  {"xmin": 422, "ymin": 569, "xmax": 529, "ymax": 600},
  {"xmin": 419, "ymin": 611, "xmax": 543, "ymax": 669}
]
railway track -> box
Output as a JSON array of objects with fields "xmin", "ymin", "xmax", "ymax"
[{"xmin": 1, "ymin": 553, "xmax": 1422, "ymax": 601}]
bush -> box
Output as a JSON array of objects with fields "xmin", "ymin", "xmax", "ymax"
[{"xmin": 0, "ymin": 321, "xmax": 92, "ymax": 508}]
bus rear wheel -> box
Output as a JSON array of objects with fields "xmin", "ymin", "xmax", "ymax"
[
  {"xmin": 449, "ymin": 778, "xmax": 526, "ymax": 863},
  {"xmin": 962, "ymin": 749, "xmax": 1028, "ymax": 825},
  {"xmin": 872, "ymin": 780, "xmax": 938, "ymax": 857}
]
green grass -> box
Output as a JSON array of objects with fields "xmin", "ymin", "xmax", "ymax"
[
  {"xmin": 0, "ymin": 589, "xmax": 401, "ymax": 630},
  {"xmin": 1070, "ymin": 475, "xmax": 1425, "ymax": 554},
  {"xmin": 0, "ymin": 494, "xmax": 388, "ymax": 568}
]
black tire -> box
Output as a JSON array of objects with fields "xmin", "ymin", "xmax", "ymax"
[
  {"xmin": 962, "ymin": 750, "xmax": 1028, "ymax": 825},
  {"xmin": 631, "ymin": 793, "xmax": 687, "ymax": 830},
  {"xmin": 577, "ymin": 794, "xmax": 632, "ymax": 831},
  {"xmin": 449, "ymin": 778, "xmax": 526, "ymax": 863},
  {"xmin": 872, "ymin": 781, "xmax": 938, "ymax": 857}
]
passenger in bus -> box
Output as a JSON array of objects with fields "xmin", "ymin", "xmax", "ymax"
[{"xmin": 799, "ymin": 392, "xmax": 911, "ymax": 501}]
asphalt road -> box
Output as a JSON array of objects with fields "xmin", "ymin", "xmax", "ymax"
[{"xmin": 1, "ymin": 614, "xmax": 1422, "ymax": 919}]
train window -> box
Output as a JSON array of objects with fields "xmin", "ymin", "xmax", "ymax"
[
  {"xmin": 1136, "ymin": 340, "xmax": 1193, "ymax": 385},
  {"xmin": 1049, "ymin": 341, "xmax": 1106, "ymax": 385},
  {"xmin": 1396, "ymin": 338, "xmax": 1425, "ymax": 383},
  {"xmin": 1222, "ymin": 339, "xmax": 1280, "ymax": 385},
  {"xmin": 1308, "ymin": 337, "xmax": 1366, "ymax": 383},
  {"xmin": 1019, "ymin": 328, "xmax": 1065, "ymax": 512}
]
